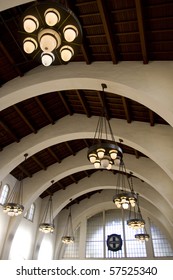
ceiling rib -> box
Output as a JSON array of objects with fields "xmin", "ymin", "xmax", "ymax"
[
  {"xmin": 0, "ymin": 120, "xmax": 19, "ymax": 143},
  {"xmin": 13, "ymin": 104, "xmax": 37, "ymax": 133},
  {"xmin": 47, "ymin": 147, "xmax": 61, "ymax": 163},
  {"xmin": 135, "ymin": 0, "xmax": 148, "ymax": 64},
  {"xmin": 0, "ymin": 41, "xmax": 23, "ymax": 77},
  {"xmin": 18, "ymin": 164, "xmax": 32, "ymax": 178},
  {"xmin": 58, "ymin": 91, "xmax": 73, "ymax": 115},
  {"xmin": 32, "ymin": 155, "xmax": 47, "ymax": 170},
  {"xmin": 76, "ymin": 90, "xmax": 91, "ymax": 117},
  {"xmin": 65, "ymin": 142, "xmax": 75, "ymax": 156},
  {"xmin": 121, "ymin": 97, "xmax": 131, "ymax": 123},
  {"xmin": 96, "ymin": 0, "xmax": 118, "ymax": 64},
  {"xmin": 66, "ymin": 0, "xmax": 91, "ymax": 64},
  {"xmin": 34, "ymin": 97, "xmax": 55, "ymax": 124},
  {"xmin": 149, "ymin": 109, "xmax": 155, "ymax": 126}
]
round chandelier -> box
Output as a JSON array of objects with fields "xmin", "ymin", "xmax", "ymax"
[
  {"xmin": 3, "ymin": 202, "xmax": 24, "ymax": 217},
  {"xmin": 61, "ymin": 235, "xmax": 74, "ymax": 244},
  {"xmin": 20, "ymin": 1, "xmax": 82, "ymax": 66},
  {"xmin": 113, "ymin": 165, "xmax": 137, "ymax": 209},
  {"xmin": 39, "ymin": 222, "xmax": 54, "ymax": 234},
  {"xmin": 39, "ymin": 191, "xmax": 55, "ymax": 234},
  {"xmin": 3, "ymin": 154, "xmax": 28, "ymax": 217},
  {"xmin": 127, "ymin": 193, "xmax": 146, "ymax": 229},
  {"xmin": 87, "ymin": 83, "xmax": 123, "ymax": 170},
  {"xmin": 127, "ymin": 218, "xmax": 145, "ymax": 229},
  {"xmin": 61, "ymin": 207, "xmax": 74, "ymax": 244},
  {"xmin": 135, "ymin": 233, "xmax": 150, "ymax": 241},
  {"xmin": 113, "ymin": 191, "xmax": 137, "ymax": 210}
]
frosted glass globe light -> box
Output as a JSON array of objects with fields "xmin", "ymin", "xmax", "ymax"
[
  {"xmin": 94, "ymin": 160, "xmax": 100, "ymax": 168},
  {"xmin": 23, "ymin": 38, "xmax": 38, "ymax": 54},
  {"xmin": 23, "ymin": 15, "xmax": 39, "ymax": 33},
  {"xmin": 97, "ymin": 148, "xmax": 105, "ymax": 159},
  {"xmin": 41, "ymin": 52, "xmax": 55, "ymax": 66},
  {"xmin": 63, "ymin": 25, "xmax": 78, "ymax": 42},
  {"xmin": 100, "ymin": 158, "xmax": 109, "ymax": 168},
  {"xmin": 39, "ymin": 29, "xmax": 61, "ymax": 52},
  {"xmin": 44, "ymin": 8, "xmax": 60, "ymax": 26},
  {"xmin": 60, "ymin": 46, "xmax": 74, "ymax": 62}
]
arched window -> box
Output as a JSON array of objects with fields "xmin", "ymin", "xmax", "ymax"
[
  {"xmin": 0, "ymin": 184, "xmax": 10, "ymax": 205},
  {"xmin": 24, "ymin": 203, "xmax": 35, "ymax": 222}
]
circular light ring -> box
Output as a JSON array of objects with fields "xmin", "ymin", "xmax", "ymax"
[
  {"xmin": 3, "ymin": 203, "xmax": 24, "ymax": 216},
  {"xmin": 135, "ymin": 233, "xmax": 150, "ymax": 241},
  {"xmin": 60, "ymin": 45, "xmax": 74, "ymax": 62},
  {"xmin": 23, "ymin": 15, "xmax": 39, "ymax": 33},
  {"xmin": 44, "ymin": 8, "xmax": 61, "ymax": 26},
  {"xmin": 41, "ymin": 52, "xmax": 55, "ymax": 67},
  {"xmin": 23, "ymin": 37, "xmax": 38, "ymax": 54},
  {"xmin": 62, "ymin": 236, "xmax": 74, "ymax": 244},
  {"xmin": 38, "ymin": 29, "xmax": 61, "ymax": 52},
  {"xmin": 89, "ymin": 153, "xmax": 97, "ymax": 163},
  {"xmin": 39, "ymin": 223, "xmax": 55, "ymax": 233},
  {"xmin": 127, "ymin": 218, "xmax": 145, "ymax": 229},
  {"xmin": 87, "ymin": 142, "xmax": 123, "ymax": 162},
  {"xmin": 113, "ymin": 192, "xmax": 137, "ymax": 207},
  {"xmin": 63, "ymin": 25, "xmax": 78, "ymax": 42}
]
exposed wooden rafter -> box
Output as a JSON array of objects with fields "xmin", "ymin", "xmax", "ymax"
[
  {"xmin": 135, "ymin": 0, "xmax": 148, "ymax": 64},
  {"xmin": 121, "ymin": 97, "xmax": 131, "ymax": 123},
  {"xmin": 35, "ymin": 97, "xmax": 55, "ymax": 124},
  {"xmin": 76, "ymin": 90, "xmax": 91, "ymax": 117},
  {"xmin": 13, "ymin": 104, "xmax": 37, "ymax": 133},
  {"xmin": 96, "ymin": 0, "xmax": 118, "ymax": 64},
  {"xmin": 58, "ymin": 91, "xmax": 73, "ymax": 115}
]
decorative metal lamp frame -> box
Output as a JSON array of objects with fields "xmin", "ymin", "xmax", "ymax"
[
  {"xmin": 127, "ymin": 193, "xmax": 145, "ymax": 230},
  {"xmin": 87, "ymin": 83, "xmax": 123, "ymax": 170},
  {"xmin": 62, "ymin": 207, "xmax": 74, "ymax": 244},
  {"xmin": 3, "ymin": 154, "xmax": 28, "ymax": 217},
  {"xmin": 113, "ymin": 163, "xmax": 137, "ymax": 209},
  {"xmin": 39, "ymin": 181, "xmax": 55, "ymax": 233},
  {"xmin": 19, "ymin": 0, "xmax": 83, "ymax": 66}
]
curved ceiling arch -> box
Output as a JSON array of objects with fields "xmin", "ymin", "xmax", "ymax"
[
  {"xmin": 1, "ymin": 115, "xmax": 173, "ymax": 182},
  {"xmin": 1, "ymin": 63, "xmax": 173, "ymax": 126}
]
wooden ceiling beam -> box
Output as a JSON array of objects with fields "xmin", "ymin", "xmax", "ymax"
[
  {"xmin": 76, "ymin": 90, "xmax": 91, "ymax": 117},
  {"xmin": 121, "ymin": 97, "xmax": 131, "ymax": 123},
  {"xmin": 96, "ymin": 0, "xmax": 118, "ymax": 64},
  {"xmin": 0, "ymin": 120, "xmax": 19, "ymax": 143},
  {"xmin": 32, "ymin": 155, "xmax": 47, "ymax": 170},
  {"xmin": 13, "ymin": 104, "xmax": 37, "ymax": 133},
  {"xmin": 70, "ymin": 175, "xmax": 78, "ymax": 184},
  {"xmin": 134, "ymin": 149, "xmax": 139, "ymax": 159},
  {"xmin": 35, "ymin": 97, "xmax": 55, "ymax": 124},
  {"xmin": 47, "ymin": 147, "xmax": 61, "ymax": 163},
  {"xmin": 66, "ymin": 0, "xmax": 92, "ymax": 64},
  {"xmin": 65, "ymin": 142, "xmax": 75, "ymax": 156},
  {"xmin": 58, "ymin": 91, "xmax": 73, "ymax": 115},
  {"xmin": 149, "ymin": 109, "xmax": 155, "ymax": 126},
  {"xmin": 135, "ymin": 0, "xmax": 148, "ymax": 64},
  {"xmin": 83, "ymin": 139, "xmax": 90, "ymax": 148},
  {"xmin": 18, "ymin": 164, "xmax": 32, "ymax": 178},
  {"xmin": 0, "ymin": 41, "xmax": 24, "ymax": 77}
]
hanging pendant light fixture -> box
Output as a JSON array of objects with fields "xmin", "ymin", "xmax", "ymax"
[
  {"xmin": 62, "ymin": 207, "xmax": 74, "ymax": 244},
  {"xmin": 87, "ymin": 83, "xmax": 123, "ymax": 170},
  {"xmin": 20, "ymin": 1, "xmax": 82, "ymax": 66},
  {"xmin": 113, "ymin": 164, "xmax": 137, "ymax": 209},
  {"xmin": 135, "ymin": 227, "xmax": 150, "ymax": 242},
  {"xmin": 127, "ymin": 193, "xmax": 145, "ymax": 229},
  {"xmin": 3, "ymin": 154, "xmax": 28, "ymax": 217},
  {"xmin": 39, "ymin": 181, "xmax": 55, "ymax": 233}
]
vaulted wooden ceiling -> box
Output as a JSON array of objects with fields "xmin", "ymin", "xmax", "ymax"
[{"xmin": 0, "ymin": 0, "xmax": 172, "ymax": 204}]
